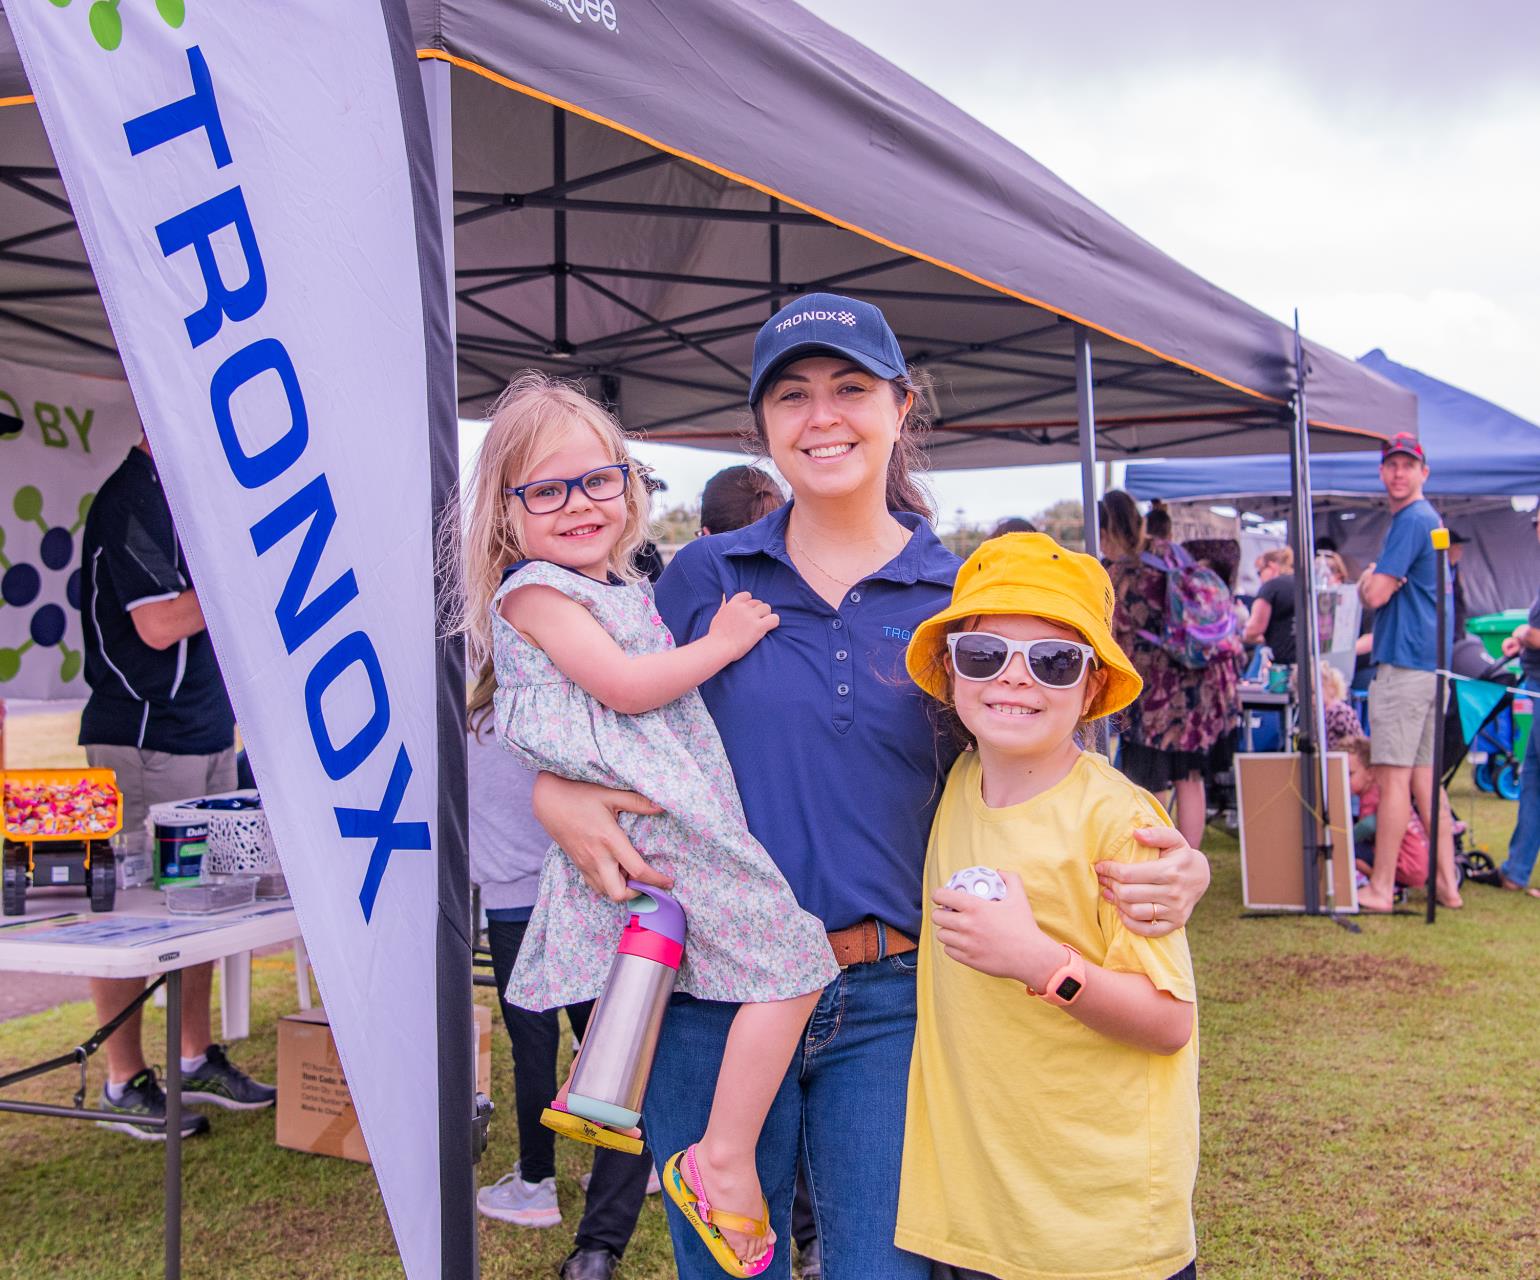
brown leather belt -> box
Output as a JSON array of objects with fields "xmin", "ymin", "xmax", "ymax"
[{"xmin": 826, "ymin": 919, "xmax": 916, "ymax": 969}]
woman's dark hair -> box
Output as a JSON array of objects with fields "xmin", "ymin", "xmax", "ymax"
[
  {"xmin": 1097, "ymin": 489, "xmax": 1144, "ymax": 554},
  {"xmin": 990, "ymin": 516, "xmax": 1038, "ymax": 537},
  {"xmin": 1144, "ymin": 503, "xmax": 1172, "ymax": 541},
  {"xmin": 699, "ymin": 466, "xmax": 785, "ymax": 535},
  {"xmin": 749, "ymin": 364, "xmax": 936, "ymax": 521},
  {"xmin": 1184, "ymin": 537, "xmax": 1240, "ymax": 588}
]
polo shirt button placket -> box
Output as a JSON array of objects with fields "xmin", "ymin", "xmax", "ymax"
[{"xmin": 831, "ymin": 612, "xmax": 853, "ymax": 728}]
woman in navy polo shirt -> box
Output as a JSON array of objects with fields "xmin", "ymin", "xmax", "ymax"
[{"xmin": 532, "ymin": 294, "xmax": 1211, "ymax": 1279}]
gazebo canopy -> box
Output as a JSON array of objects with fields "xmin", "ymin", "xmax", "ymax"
[
  {"xmin": 0, "ymin": 0, "xmax": 1414, "ymax": 464},
  {"xmin": 1124, "ymin": 350, "xmax": 1540, "ymax": 500}
]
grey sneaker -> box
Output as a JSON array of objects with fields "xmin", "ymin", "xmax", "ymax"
[
  {"xmin": 182, "ymin": 1044, "xmax": 277, "ymax": 1110},
  {"xmin": 476, "ymin": 1161, "xmax": 561, "ymax": 1227},
  {"xmin": 97, "ymin": 1068, "xmax": 211, "ymax": 1141},
  {"xmin": 579, "ymin": 1164, "xmax": 661, "ymax": 1195}
]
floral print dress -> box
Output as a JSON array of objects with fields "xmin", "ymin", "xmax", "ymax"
[
  {"xmin": 1110, "ymin": 541, "xmax": 1240, "ymax": 758},
  {"xmin": 492, "ymin": 560, "xmax": 839, "ymax": 1010}
]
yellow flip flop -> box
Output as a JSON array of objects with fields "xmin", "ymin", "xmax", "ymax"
[
  {"xmin": 540, "ymin": 1102, "xmax": 644, "ymax": 1156},
  {"xmin": 661, "ymin": 1146, "xmax": 774, "ymax": 1278}
]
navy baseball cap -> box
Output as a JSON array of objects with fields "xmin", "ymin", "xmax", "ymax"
[
  {"xmin": 1381, "ymin": 431, "xmax": 1426, "ymax": 464},
  {"xmin": 749, "ymin": 292, "xmax": 907, "ymax": 404}
]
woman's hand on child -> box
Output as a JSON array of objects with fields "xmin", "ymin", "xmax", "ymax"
[
  {"xmin": 931, "ymin": 871, "xmax": 1061, "ymax": 989},
  {"xmin": 707, "ymin": 591, "xmax": 780, "ymax": 661},
  {"xmin": 1095, "ymin": 828, "xmax": 1211, "ymax": 938},
  {"xmin": 529, "ymin": 773, "xmax": 672, "ymax": 902}
]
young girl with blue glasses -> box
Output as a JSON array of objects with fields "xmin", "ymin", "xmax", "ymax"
[{"xmin": 454, "ymin": 371, "xmax": 838, "ymax": 1276}]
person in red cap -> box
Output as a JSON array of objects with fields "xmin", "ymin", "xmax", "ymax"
[{"xmin": 1356, "ymin": 433, "xmax": 1459, "ymax": 911}]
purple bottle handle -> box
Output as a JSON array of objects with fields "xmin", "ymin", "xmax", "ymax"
[{"xmin": 626, "ymin": 879, "xmax": 686, "ymax": 945}]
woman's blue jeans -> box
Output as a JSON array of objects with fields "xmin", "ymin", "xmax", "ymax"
[
  {"xmin": 642, "ymin": 951, "xmax": 930, "ymax": 1280},
  {"xmin": 1502, "ymin": 681, "xmax": 1540, "ymax": 886}
]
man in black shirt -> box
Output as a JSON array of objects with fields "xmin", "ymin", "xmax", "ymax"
[{"xmin": 79, "ymin": 437, "xmax": 275, "ymax": 1138}]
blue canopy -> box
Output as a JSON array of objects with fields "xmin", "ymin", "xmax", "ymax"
[{"xmin": 1125, "ymin": 350, "xmax": 1540, "ymax": 499}]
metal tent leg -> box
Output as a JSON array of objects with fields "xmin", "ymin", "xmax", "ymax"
[{"xmin": 165, "ymin": 967, "xmax": 182, "ymax": 1280}]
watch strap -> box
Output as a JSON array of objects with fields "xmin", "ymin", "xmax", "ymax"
[{"xmin": 1028, "ymin": 943, "xmax": 1086, "ymax": 1007}]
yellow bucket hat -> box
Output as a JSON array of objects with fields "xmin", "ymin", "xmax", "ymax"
[{"xmin": 906, "ymin": 532, "xmax": 1142, "ymax": 720}]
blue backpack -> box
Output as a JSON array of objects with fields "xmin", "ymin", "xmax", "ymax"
[{"xmin": 1136, "ymin": 543, "xmax": 1242, "ymax": 669}]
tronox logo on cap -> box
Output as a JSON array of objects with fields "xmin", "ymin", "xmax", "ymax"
[
  {"xmin": 545, "ymin": 0, "xmax": 619, "ymax": 31},
  {"xmin": 774, "ymin": 308, "xmax": 858, "ymax": 334}
]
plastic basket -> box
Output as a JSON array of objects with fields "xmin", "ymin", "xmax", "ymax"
[
  {"xmin": 165, "ymin": 872, "xmax": 258, "ymax": 915},
  {"xmin": 2, "ymin": 768, "xmax": 122, "ymax": 842},
  {"xmin": 198, "ymin": 791, "xmax": 286, "ymax": 899}
]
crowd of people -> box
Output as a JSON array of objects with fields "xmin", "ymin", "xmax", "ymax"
[{"xmin": 61, "ymin": 281, "xmax": 1531, "ymax": 1280}]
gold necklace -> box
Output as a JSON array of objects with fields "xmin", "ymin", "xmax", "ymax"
[{"xmin": 789, "ymin": 528, "xmax": 900, "ymax": 589}]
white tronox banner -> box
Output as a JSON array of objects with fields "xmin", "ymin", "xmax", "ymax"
[{"xmin": 8, "ymin": 4, "xmax": 459, "ymax": 1276}]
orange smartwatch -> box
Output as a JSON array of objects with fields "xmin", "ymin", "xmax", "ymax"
[{"xmin": 1027, "ymin": 943, "xmax": 1086, "ymax": 1007}]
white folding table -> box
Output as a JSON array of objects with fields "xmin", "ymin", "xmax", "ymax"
[{"xmin": 0, "ymin": 887, "xmax": 303, "ymax": 1280}]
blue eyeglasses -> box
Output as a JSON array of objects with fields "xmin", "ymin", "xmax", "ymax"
[{"xmin": 505, "ymin": 463, "xmax": 630, "ymax": 515}]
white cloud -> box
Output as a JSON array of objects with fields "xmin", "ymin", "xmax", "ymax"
[{"xmin": 817, "ymin": 7, "xmax": 1540, "ymax": 432}]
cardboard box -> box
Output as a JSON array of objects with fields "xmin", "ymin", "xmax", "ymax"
[{"xmin": 276, "ymin": 1003, "xmax": 492, "ymax": 1164}]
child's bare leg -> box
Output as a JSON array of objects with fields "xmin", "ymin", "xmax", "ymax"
[{"xmin": 684, "ymin": 990, "xmax": 819, "ymax": 1264}]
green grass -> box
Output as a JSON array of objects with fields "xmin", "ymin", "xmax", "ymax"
[{"xmin": 1, "ymin": 768, "xmax": 1536, "ymax": 1278}]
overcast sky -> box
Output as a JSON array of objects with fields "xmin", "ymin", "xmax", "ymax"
[{"xmin": 489, "ymin": 2, "xmax": 1540, "ymax": 528}]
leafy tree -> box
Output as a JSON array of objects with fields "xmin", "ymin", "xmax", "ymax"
[{"xmin": 1030, "ymin": 499, "xmax": 1085, "ymax": 551}]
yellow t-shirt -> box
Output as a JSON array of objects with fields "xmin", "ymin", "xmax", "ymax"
[{"xmin": 896, "ymin": 750, "xmax": 1199, "ymax": 1280}]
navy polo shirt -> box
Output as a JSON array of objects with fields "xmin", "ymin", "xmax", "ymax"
[
  {"xmin": 656, "ymin": 505, "xmax": 961, "ymax": 937},
  {"xmin": 78, "ymin": 447, "xmax": 235, "ymax": 755}
]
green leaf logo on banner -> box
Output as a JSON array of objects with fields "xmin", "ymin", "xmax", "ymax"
[
  {"xmin": 0, "ymin": 484, "xmax": 90, "ymax": 685},
  {"xmin": 1454, "ymin": 677, "xmax": 1511, "ymax": 745},
  {"xmin": 46, "ymin": 0, "xmax": 185, "ymax": 54}
]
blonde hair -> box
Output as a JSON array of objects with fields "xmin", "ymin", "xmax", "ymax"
[
  {"xmin": 1317, "ymin": 550, "xmax": 1349, "ymax": 585},
  {"xmin": 443, "ymin": 371, "xmax": 653, "ymax": 728},
  {"xmin": 1259, "ymin": 547, "xmax": 1295, "ymax": 574},
  {"xmin": 1320, "ymin": 662, "xmax": 1347, "ymax": 705}
]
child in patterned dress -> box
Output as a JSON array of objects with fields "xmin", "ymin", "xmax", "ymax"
[{"xmin": 454, "ymin": 371, "xmax": 838, "ymax": 1276}]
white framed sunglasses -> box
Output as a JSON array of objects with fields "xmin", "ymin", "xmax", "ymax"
[{"xmin": 946, "ymin": 631, "xmax": 1098, "ymax": 688}]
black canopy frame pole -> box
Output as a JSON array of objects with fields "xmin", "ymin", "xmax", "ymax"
[
  {"xmin": 421, "ymin": 57, "xmax": 479, "ymax": 1280},
  {"xmin": 1426, "ymin": 532, "xmax": 1451, "ymax": 924},
  {"xmin": 1287, "ymin": 313, "xmax": 1336, "ymax": 917},
  {"xmin": 1074, "ymin": 324, "xmax": 1109, "ymax": 756}
]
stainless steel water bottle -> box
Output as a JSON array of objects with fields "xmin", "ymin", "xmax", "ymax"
[{"xmin": 565, "ymin": 881, "xmax": 686, "ymax": 1131}]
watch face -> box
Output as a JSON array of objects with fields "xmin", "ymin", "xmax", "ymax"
[{"xmin": 1055, "ymin": 976, "xmax": 1083, "ymax": 1002}]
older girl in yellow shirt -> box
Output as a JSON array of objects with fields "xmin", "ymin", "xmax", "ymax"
[{"xmin": 897, "ymin": 533, "xmax": 1199, "ymax": 1280}]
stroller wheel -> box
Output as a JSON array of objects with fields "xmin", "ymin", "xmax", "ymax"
[
  {"xmin": 1498, "ymin": 761, "xmax": 1523, "ymax": 801},
  {"xmin": 1458, "ymin": 848, "xmax": 1503, "ymax": 888},
  {"xmin": 1474, "ymin": 760, "xmax": 1496, "ymax": 793}
]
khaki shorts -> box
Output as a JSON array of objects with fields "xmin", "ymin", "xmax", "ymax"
[
  {"xmin": 83, "ymin": 744, "xmax": 238, "ymax": 838},
  {"xmin": 1367, "ymin": 664, "xmax": 1438, "ymax": 768}
]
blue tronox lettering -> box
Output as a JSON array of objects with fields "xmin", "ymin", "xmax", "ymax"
[
  {"xmin": 882, "ymin": 625, "xmax": 913, "ymax": 641},
  {"xmin": 120, "ymin": 46, "xmax": 430, "ymax": 923}
]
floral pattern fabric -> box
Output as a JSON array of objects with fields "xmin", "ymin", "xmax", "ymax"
[
  {"xmin": 1323, "ymin": 697, "xmax": 1364, "ymax": 750},
  {"xmin": 492, "ymin": 560, "xmax": 839, "ymax": 1010},
  {"xmin": 1110, "ymin": 542, "xmax": 1240, "ymax": 755}
]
